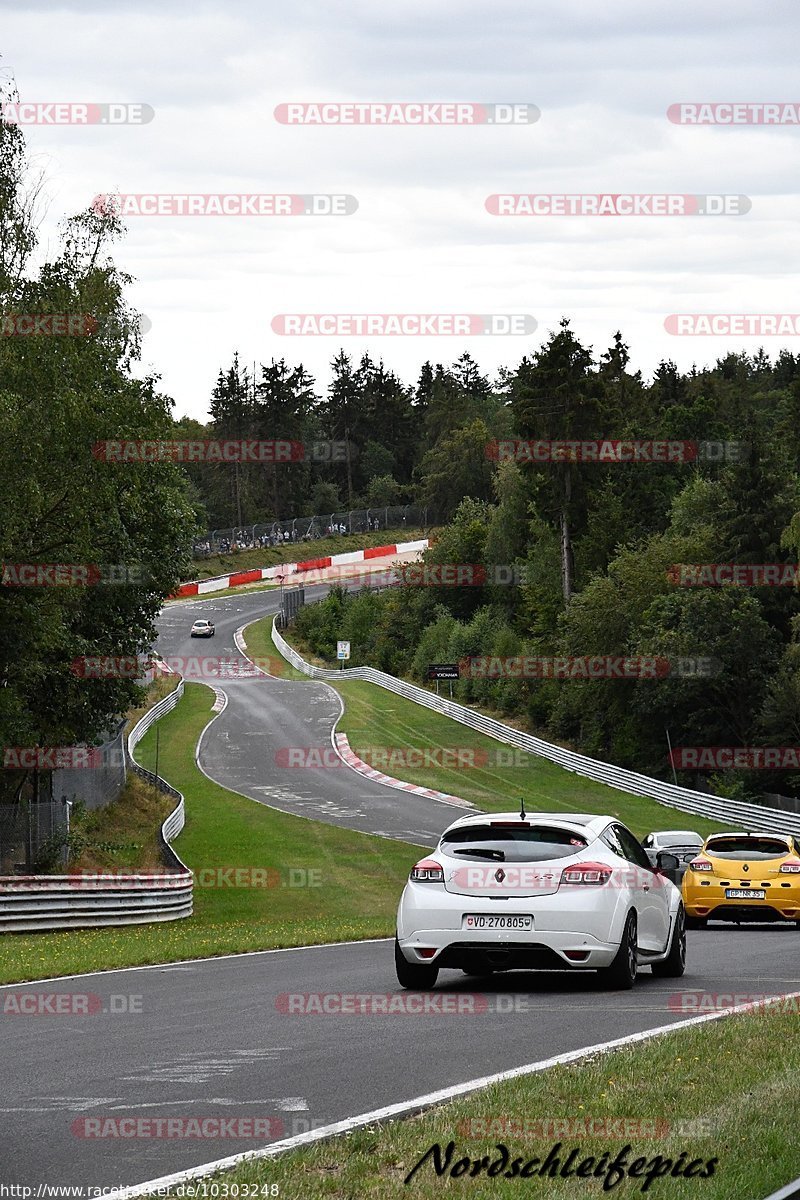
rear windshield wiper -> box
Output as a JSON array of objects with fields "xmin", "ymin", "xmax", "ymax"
[{"xmin": 451, "ymin": 847, "xmax": 505, "ymax": 861}]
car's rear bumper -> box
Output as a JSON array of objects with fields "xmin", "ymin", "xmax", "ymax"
[
  {"xmin": 684, "ymin": 883, "xmax": 800, "ymax": 922},
  {"xmin": 398, "ymin": 879, "xmax": 628, "ymax": 944},
  {"xmin": 397, "ymin": 927, "xmax": 620, "ymax": 970}
]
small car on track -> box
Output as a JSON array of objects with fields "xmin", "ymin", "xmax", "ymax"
[
  {"xmin": 642, "ymin": 830, "xmax": 703, "ymax": 883},
  {"xmin": 190, "ymin": 619, "xmax": 215, "ymax": 638},
  {"xmin": 395, "ymin": 811, "xmax": 685, "ymax": 991},
  {"xmin": 682, "ymin": 831, "xmax": 800, "ymax": 927}
]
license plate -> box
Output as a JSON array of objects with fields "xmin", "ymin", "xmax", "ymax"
[
  {"xmin": 725, "ymin": 888, "xmax": 766, "ymax": 900},
  {"xmin": 462, "ymin": 914, "xmax": 533, "ymax": 930}
]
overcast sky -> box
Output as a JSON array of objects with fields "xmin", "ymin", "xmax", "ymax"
[{"xmin": 2, "ymin": 0, "xmax": 799, "ymax": 420}]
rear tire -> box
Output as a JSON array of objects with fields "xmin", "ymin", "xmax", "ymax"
[
  {"xmin": 598, "ymin": 912, "xmax": 638, "ymax": 990},
  {"xmin": 651, "ymin": 907, "xmax": 686, "ymax": 978},
  {"xmin": 395, "ymin": 938, "xmax": 439, "ymax": 990},
  {"xmin": 686, "ymin": 916, "xmax": 707, "ymax": 930}
]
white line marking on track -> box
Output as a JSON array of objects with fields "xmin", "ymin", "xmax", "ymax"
[
  {"xmin": 0, "ymin": 938, "xmax": 392, "ymax": 988},
  {"xmin": 99, "ymin": 988, "xmax": 800, "ymax": 1200}
]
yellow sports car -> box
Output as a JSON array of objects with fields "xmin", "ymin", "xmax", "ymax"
[{"xmin": 682, "ymin": 831, "xmax": 800, "ymax": 928}]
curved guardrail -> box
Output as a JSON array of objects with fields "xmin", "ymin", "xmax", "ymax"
[
  {"xmin": 0, "ymin": 680, "xmax": 192, "ymax": 933},
  {"xmin": 272, "ymin": 622, "xmax": 800, "ymax": 838}
]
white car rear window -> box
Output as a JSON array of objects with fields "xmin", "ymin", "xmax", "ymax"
[{"xmin": 441, "ymin": 823, "xmax": 588, "ymax": 863}]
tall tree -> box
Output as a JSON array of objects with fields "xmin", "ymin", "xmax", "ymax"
[
  {"xmin": 509, "ymin": 319, "xmax": 604, "ymax": 604},
  {"xmin": 255, "ymin": 358, "xmax": 317, "ymax": 518},
  {"xmin": 0, "ymin": 94, "xmax": 197, "ymax": 801},
  {"xmin": 209, "ymin": 354, "xmax": 253, "ymax": 527}
]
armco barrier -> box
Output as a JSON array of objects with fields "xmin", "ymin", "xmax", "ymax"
[
  {"xmin": 0, "ymin": 682, "xmax": 192, "ymax": 933},
  {"xmin": 272, "ymin": 623, "xmax": 800, "ymax": 838}
]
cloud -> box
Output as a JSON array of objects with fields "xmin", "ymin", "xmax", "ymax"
[{"xmin": 2, "ymin": 0, "xmax": 799, "ymax": 416}]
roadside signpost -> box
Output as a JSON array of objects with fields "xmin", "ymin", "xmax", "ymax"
[
  {"xmin": 337, "ymin": 640, "xmax": 351, "ymax": 670},
  {"xmin": 427, "ymin": 662, "xmax": 459, "ymax": 698}
]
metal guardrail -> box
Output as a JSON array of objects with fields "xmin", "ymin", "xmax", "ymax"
[
  {"xmin": 272, "ymin": 623, "xmax": 800, "ymax": 838},
  {"xmin": 0, "ymin": 681, "xmax": 193, "ymax": 933}
]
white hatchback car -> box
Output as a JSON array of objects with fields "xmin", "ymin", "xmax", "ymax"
[
  {"xmin": 395, "ymin": 811, "xmax": 685, "ymax": 990},
  {"xmin": 190, "ymin": 619, "xmax": 215, "ymax": 638}
]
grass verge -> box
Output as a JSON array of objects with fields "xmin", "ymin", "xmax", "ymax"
[
  {"xmin": 0, "ymin": 683, "xmax": 420, "ymax": 983},
  {"xmin": 189, "ymin": 527, "xmax": 431, "ymax": 581},
  {"xmin": 64, "ymin": 774, "xmax": 176, "ymax": 875},
  {"xmin": 246, "ymin": 613, "xmax": 735, "ymax": 842},
  {"xmin": 240, "ymin": 613, "xmax": 307, "ymax": 681},
  {"xmin": 333, "ymin": 680, "xmax": 734, "ymax": 840},
  {"xmin": 180, "ymin": 1005, "xmax": 800, "ymax": 1200}
]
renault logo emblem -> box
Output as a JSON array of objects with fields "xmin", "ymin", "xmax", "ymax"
[
  {"xmin": 495, "ymin": 868, "xmax": 506, "ymax": 883},
  {"xmin": 743, "ymin": 864, "xmax": 749, "ymax": 873}
]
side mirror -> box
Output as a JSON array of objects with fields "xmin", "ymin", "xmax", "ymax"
[{"xmin": 656, "ymin": 851, "xmax": 680, "ymax": 880}]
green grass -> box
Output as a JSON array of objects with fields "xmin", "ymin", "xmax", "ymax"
[
  {"xmin": 175, "ymin": 1005, "xmax": 800, "ymax": 1200},
  {"xmin": 328, "ymin": 680, "xmax": 735, "ymax": 841},
  {"xmin": 240, "ymin": 612, "xmax": 736, "ymax": 839},
  {"xmin": 0, "ymin": 684, "xmax": 421, "ymax": 983},
  {"xmin": 240, "ymin": 613, "xmax": 307, "ymax": 680},
  {"xmin": 64, "ymin": 774, "xmax": 176, "ymax": 875},
  {"xmin": 189, "ymin": 527, "xmax": 431, "ymax": 581}
]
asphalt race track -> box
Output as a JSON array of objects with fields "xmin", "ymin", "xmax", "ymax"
[
  {"xmin": 3, "ymin": 928, "xmax": 799, "ymax": 1188},
  {"xmin": 154, "ymin": 585, "xmax": 465, "ymax": 846},
  {"xmin": 3, "ymin": 587, "xmax": 799, "ymax": 1190}
]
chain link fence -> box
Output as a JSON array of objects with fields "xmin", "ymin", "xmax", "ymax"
[
  {"xmin": 0, "ymin": 722, "xmax": 128, "ymax": 873},
  {"xmin": 193, "ymin": 504, "xmax": 428, "ymax": 557},
  {"xmin": 0, "ymin": 802, "xmax": 64, "ymax": 875}
]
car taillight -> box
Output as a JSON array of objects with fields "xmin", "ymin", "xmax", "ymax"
[
  {"xmin": 688, "ymin": 858, "xmax": 713, "ymax": 872},
  {"xmin": 410, "ymin": 859, "xmax": 444, "ymax": 883},
  {"xmin": 780, "ymin": 859, "xmax": 800, "ymax": 874},
  {"xmin": 559, "ymin": 861, "xmax": 613, "ymax": 886}
]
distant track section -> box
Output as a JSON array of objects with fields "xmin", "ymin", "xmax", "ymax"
[{"xmin": 175, "ymin": 539, "xmax": 429, "ymax": 597}]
